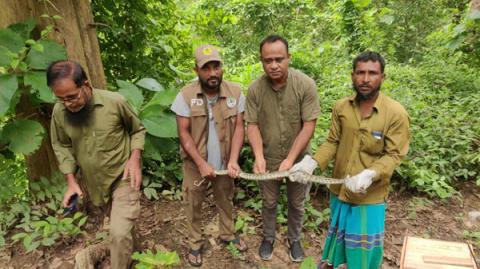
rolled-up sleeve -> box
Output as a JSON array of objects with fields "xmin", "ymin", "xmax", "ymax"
[
  {"xmin": 50, "ymin": 111, "xmax": 77, "ymax": 174},
  {"xmin": 119, "ymin": 99, "xmax": 146, "ymax": 151}
]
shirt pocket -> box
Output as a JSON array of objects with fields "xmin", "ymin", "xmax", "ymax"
[
  {"xmin": 361, "ymin": 130, "xmax": 385, "ymax": 155},
  {"xmin": 94, "ymin": 126, "xmax": 122, "ymax": 152}
]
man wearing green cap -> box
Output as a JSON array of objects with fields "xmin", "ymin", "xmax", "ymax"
[{"xmin": 171, "ymin": 44, "xmax": 247, "ymax": 267}]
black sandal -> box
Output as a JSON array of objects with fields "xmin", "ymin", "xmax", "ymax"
[
  {"xmin": 221, "ymin": 237, "xmax": 248, "ymax": 252},
  {"xmin": 187, "ymin": 248, "xmax": 202, "ymax": 267}
]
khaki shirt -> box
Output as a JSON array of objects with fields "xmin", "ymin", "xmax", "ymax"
[
  {"xmin": 313, "ymin": 92, "xmax": 410, "ymax": 204},
  {"xmin": 245, "ymin": 68, "xmax": 320, "ymax": 168},
  {"xmin": 51, "ymin": 89, "xmax": 146, "ymax": 206}
]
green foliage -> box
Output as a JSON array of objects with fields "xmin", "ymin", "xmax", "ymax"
[
  {"xmin": 132, "ymin": 249, "xmax": 180, "ymax": 269},
  {"xmin": 0, "ymin": 154, "xmax": 28, "ymax": 247},
  {"xmin": 304, "ymin": 196, "xmax": 330, "ymax": 232},
  {"xmin": 300, "ymin": 256, "xmax": 317, "ymax": 269},
  {"xmin": 226, "ymin": 241, "xmax": 244, "ymax": 260},
  {"xmin": 445, "ymin": 4, "xmax": 480, "ymax": 66},
  {"xmin": 5, "ymin": 173, "xmax": 87, "ymax": 252},
  {"xmin": 91, "ymin": 0, "xmax": 193, "ymax": 84},
  {"xmin": 11, "ymin": 212, "xmax": 87, "ymax": 252},
  {"xmin": 464, "ymin": 230, "xmax": 480, "ymax": 248},
  {"xmin": 234, "ymin": 213, "xmax": 255, "ymax": 235},
  {"xmin": 0, "ymin": 18, "xmax": 66, "ymax": 157},
  {"xmin": 115, "ymin": 79, "xmax": 178, "ymax": 138},
  {"xmin": 0, "ymin": 120, "xmax": 45, "ymax": 155}
]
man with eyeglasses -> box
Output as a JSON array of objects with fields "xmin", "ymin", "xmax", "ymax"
[
  {"xmin": 245, "ymin": 35, "xmax": 320, "ymax": 262},
  {"xmin": 48, "ymin": 60, "xmax": 146, "ymax": 269}
]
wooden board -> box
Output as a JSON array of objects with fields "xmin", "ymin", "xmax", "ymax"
[{"xmin": 400, "ymin": 236, "xmax": 478, "ymax": 269}]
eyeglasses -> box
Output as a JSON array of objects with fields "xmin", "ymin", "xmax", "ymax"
[{"xmin": 56, "ymin": 86, "xmax": 84, "ymax": 104}]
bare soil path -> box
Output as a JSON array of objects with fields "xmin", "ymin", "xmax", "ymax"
[{"xmin": 2, "ymin": 181, "xmax": 480, "ymax": 269}]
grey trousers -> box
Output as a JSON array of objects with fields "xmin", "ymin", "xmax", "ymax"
[{"xmin": 260, "ymin": 179, "xmax": 310, "ymax": 242}]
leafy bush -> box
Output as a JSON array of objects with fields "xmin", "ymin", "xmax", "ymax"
[{"xmin": 132, "ymin": 249, "xmax": 180, "ymax": 269}]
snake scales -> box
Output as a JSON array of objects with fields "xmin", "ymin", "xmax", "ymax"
[{"xmin": 194, "ymin": 170, "xmax": 347, "ymax": 186}]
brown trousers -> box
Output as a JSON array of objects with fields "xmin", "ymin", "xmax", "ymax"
[
  {"xmin": 83, "ymin": 182, "xmax": 140, "ymax": 269},
  {"xmin": 261, "ymin": 161, "xmax": 311, "ymax": 242},
  {"xmin": 182, "ymin": 160, "xmax": 235, "ymax": 250},
  {"xmin": 110, "ymin": 184, "xmax": 140, "ymax": 269}
]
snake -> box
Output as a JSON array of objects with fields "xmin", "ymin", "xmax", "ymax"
[{"xmin": 194, "ymin": 170, "xmax": 348, "ymax": 187}]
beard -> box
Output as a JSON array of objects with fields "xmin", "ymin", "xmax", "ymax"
[
  {"xmin": 199, "ymin": 75, "xmax": 222, "ymax": 92},
  {"xmin": 65, "ymin": 98, "xmax": 94, "ymax": 126},
  {"xmin": 353, "ymin": 83, "xmax": 381, "ymax": 101}
]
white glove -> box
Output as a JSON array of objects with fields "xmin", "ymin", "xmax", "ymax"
[
  {"xmin": 345, "ymin": 169, "xmax": 376, "ymax": 193},
  {"xmin": 290, "ymin": 155, "xmax": 318, "ymax": 175},
  {"xmin": 289, "ymin": 155, "xmax": 318, "ymax": 184}
]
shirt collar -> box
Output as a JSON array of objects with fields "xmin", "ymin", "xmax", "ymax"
[
  {"xmin": 348, "ymin": 92, "xmax": 384, "ymax": 112},
  {"xmin": 266, "ymin": 68, "xmax": 291, "ymax": 92},
  {"xmin": 91, "ymin": 88, "xmax": 104, "ymax": 106}
]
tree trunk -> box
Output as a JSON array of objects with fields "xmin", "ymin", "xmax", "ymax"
[
  {"xmin": 0, "ymin": 0, "xmax": 106, "ymax": 180},
  {"xmin": 473, "ymin": 0, "xmax": 480, "ymax": 11}
]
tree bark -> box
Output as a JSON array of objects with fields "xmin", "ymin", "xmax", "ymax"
[
  {"xmin": 473, "ymin": 0, "xmax": 480, "ymax": 11},
  {"xmin": 0, "ymin": 0, "xmax": 106, "ymax": 180},
  {"xmin": 74, "ymin": 239, "xmax": 111, "ymax": 269}
]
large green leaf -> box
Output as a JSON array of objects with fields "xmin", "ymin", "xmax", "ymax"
[
  {"xmin": 143, "ymin": 90, "xmax": 177, "ymax": 109},
  {"xmin": 0, "ymin": 28, "xmax": 25, "ymax": 53},
  {"xmin": 140, "ymin": 106, "xmax": 177, "ymax": 138},
  {"xmin": 116, "ymin": 79, "xmax": 138, "ymax": 91},
  {"xmin": 352, "ymin": 0, "xmax": 371, "ymax": 8},
  {"xmin": 0, "ymin": 74, "xmax": 18, "ymax": 117},
  {"xmin": 25, "ymin": 40, "xmax": 66, "ymax": 69},
  {"xmin": 117, "ymin": 81, "xmax": 144, "ymax": 112},
  {"xmin": 8, "ymin": 18, "xmax": 36, "ymax": 40},
  {"xmin": 0, "ymin": 120, "xmax": 45, "ymax": 155},
  {"xmin": 0, "ymin": 46, "xmax": 15, "ymax": 67},
  {"xmin": 24, "ymin": 71, "xmax": 55, "ymax": 103},
  {"xmin": 144, "ymin": 135, "xmax": 177, "ymax": 161},
  {"xmin": 136, "ymin": 77, "xmax": 164, "ymax": 92}
]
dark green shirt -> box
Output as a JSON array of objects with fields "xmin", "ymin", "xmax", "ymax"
[
  {"xmin": 51, "ymin": 89, "xmax": 146, "ymax": 206},
  {"xmin": 245, "ymin": 68, "xmax": 320, "ymax": 168}
]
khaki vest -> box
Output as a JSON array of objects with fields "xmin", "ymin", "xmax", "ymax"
[{"xmin": 180, "ymin": 80, "xmax": 242, "ymax": 168}]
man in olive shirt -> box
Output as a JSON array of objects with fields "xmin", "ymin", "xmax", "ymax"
[
  {"xmin": 291, "ymin": 51, "xmax": 410, "ymax": 268},
  {"xmin": 48, "ymin": 60, "xmax": 146, "ymax": 269},
  {"xmin": 245, "ymin": 35, "xmax": 320, "ymax": 262}
]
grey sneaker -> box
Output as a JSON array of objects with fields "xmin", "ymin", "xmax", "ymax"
[
  {"xmin": 258, "ymin": 238, "xmax": 274, "ymax": 260},
  {"xmin": 288, "ymin": 240, "xmax": 304, "ymax": 262}
]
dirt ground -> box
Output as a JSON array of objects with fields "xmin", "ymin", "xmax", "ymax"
[{"xmin": 2, "ymin": 181, "xmax": 480, "ymax": 269}]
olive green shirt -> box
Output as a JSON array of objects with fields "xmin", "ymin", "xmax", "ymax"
[
  {"xmin": 313, "ymin": 92, "xmax": 410, "ymax": 204},
  {"xmin": 51, "ymin": 89, "xmax": 146, "ymax": 206},
  {"xmin": 245, "ymin": 68, "xmax": 320, "ymax": 168}
]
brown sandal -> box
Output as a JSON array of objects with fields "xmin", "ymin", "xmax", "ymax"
[{"xmin": 187, "ymin": 248, "xmax": 202, "ymax": 267}]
